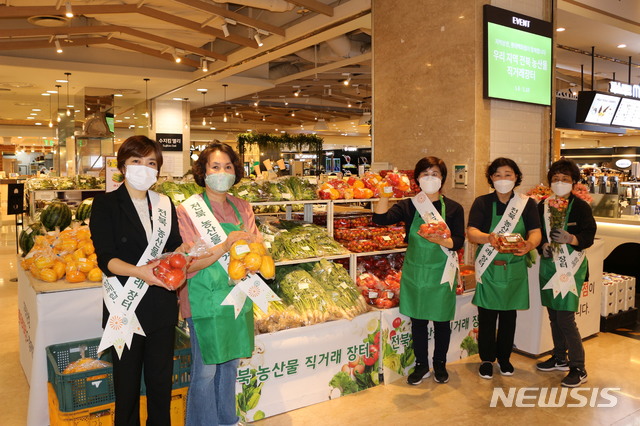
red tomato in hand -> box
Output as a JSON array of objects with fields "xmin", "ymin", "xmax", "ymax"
[
  {"xmin": 168, "ymin": 253, "xmax": 187, "ymax": 269},
  {"xmin": 163, "ymin": 268, "xmax": 186, "ymax": 290},
  {"xmin": 153, "ymin": 259, "xmax": 172, "ymax": 278}
]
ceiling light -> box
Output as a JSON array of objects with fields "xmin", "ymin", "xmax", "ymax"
[
  {"xmin": 30, "ymin": 113, "xmax": 37, "ymax": 116},
  {"xmin": 293, "ymin": 86, "xmax": 301, "ymax": 97},
  {"xmin": 223, "ymin": 113, "xmax": 228, "ymax": 123},
  {"xmin": 32, "ymin": 108, "xmax": 41, "ymax": 111},
  {"xmin": 254, "ymin": 33, "xmax": 263, "ymax": 47},
  {"xmin": 56, "ymin": 78, "xmax": 68, "ymax": 83},
  {"xmin": 343, "ymin": 73, "xmax": 351, "ymax": 86},
  {"xmin": 261, "ymin": 115, "xmax": 266, "ymax": 121},
  {"xmin": 47, "ymin": 90, "xmax": 58, "ymax": 94},
  {"xmin": 202, "ymin": 59, "xmax": 208, "ymax": 72},
  {"xmin": 221, "ymin": 22, "xmax": 230, "ymax": 37},
  {"xmin": 291, "ymin": 111, "xmax": 295, "ymax": 117},
  {"xmin": 55, "ymin": 39, "xmax": 62, "ymax": 53},
  {"xmin": 42, "ymin": 93, "xmax": 51, "ymax": 96},
  {"xmin": 65, "ymin": 2, "xmax": 73, "ymax": 18},
  {"xmin": 173, "ymin": 50, "xmax": 181, "ymax": 63},
  {"xmin": 617, "ymin": 44, "xmax": 627, "ymax": 48},
  {"xmin": 347, "ymin": 101, "xmax": 352, "ymax": 108},
  {"xmin": 201, "ymin": 89, "xmax": 207, "ymax": 126},
  {"xmin": 35, "ymin": 122, "xmax": 43, "ymax": 126},
  {"xmin": 556, "ymin": 27, "xmax": 566, "ymax": 32}
]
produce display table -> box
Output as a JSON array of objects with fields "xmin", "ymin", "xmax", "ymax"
[
  {"xmin": 514, "ymin": 239, "xmax": 604, "ymax": 356},
  {"xmin": 17, "ymin": 261, "xmax": 103, "ymax": 426}
]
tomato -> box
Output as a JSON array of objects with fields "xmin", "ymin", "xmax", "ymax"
[
  {"xmin": 168, "ymin": 253, "xmax": 187, "ymax": 269},
  {"xmin": 392, "ymin": 317, "xmax": 402, "ymax": 329},
  {"xmin": 368, "ymin": 345, "xmax": 379, "ymax": 360},
  {"xmin": 373, "ymin": 332, "xmax": 380, "ymax": 346},
  {"xmin": 163, "ymin": 268, "xmax": 186, "ymax": 290},
  {"xmin": 363, "ymin": 355, "xmax": 376, "ymax": 366},
  {"xmin": 390, "ymin": 330, "xmax": 397, "ymax": 338},
  {"xmin": 353, "ymin": 364, "xmax": 365, "ymax": 374},
  {"xmin": 153, "ymin": 259, "xmax": 172, "ymax": 280}
]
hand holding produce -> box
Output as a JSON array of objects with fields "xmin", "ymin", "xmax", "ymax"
[
  {"xmin": 417, "ymin": 221, "xmax": 451, "ymax": 240},
  {"xmin": 150, "ymin": 252, "xmax": 189, "ymax": 290},
  {"xmin": 228, "ymin": 240, "xmax": 275, "ymax": 281},
  {"xmin": 494, "ymin": 233, "xmax": 526, "ymax": 253}
]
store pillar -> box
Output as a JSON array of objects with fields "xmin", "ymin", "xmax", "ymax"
[
  {"xmin": 372, "ymin": 0, "xmax": 553, "ymax": 209},
  {"xmin": 150, "ymin": 99, "xmax": 191, "ymax": 178}
]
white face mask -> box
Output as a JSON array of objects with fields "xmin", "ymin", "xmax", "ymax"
[
  {"xmin": 493, "ymin": 179, "xmax": 515, "ymax": 194},
  {"xmin": 205, "ymin": 172, "xmax": 236, "ymax": 193},
  {"xmin": 125, "ymin": 164, "xmax": 158, "ymax": 191},
  {"xmin": 419, "ymin": 176, "xmax": 442, "ymax": 194},
  {"xmin": 551, "ymin": 181, "xmax": 573, "ymax": 197}
]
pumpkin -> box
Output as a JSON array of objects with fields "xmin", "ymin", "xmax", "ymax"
[
  {"xmin": 66, "ymin": 270, "xmax": 87, "ymax": 283},
  {"xmin": 230, "ymin": 240, "xmax": 250, "ymax": 260},
  {"xmin": 228, "ymin": 259, "xmax": 247, "ymax": 281},
  {"xmin": 39, "ymin": 268, "xmax": 58, "ymax": 283},
  {"xmin": 243, "ymin": 252, "xmax": 262, "ymax": 272},
  {"xmin": 87, "ymin": 267, "xmax": 102, "ymax": 282},
  {"xmin": 75, "ymin": 198, "xmax": 94, "ymax": 222},
  {"xmin": 18, "ymin": 222, "xmax": 46, "ymax": 256},
  {"xmin": 259, "ymin": 255, "xmax": 275, "ymax": 280},
  {"xmin": 40, "ymin": 202, "xmax": 73, "ymax": 231}
]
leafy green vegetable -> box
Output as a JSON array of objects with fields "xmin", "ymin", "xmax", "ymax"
[
  {"xmin": 329, "ymin": 371, "xmax": 358, "ymax": 395},
  {"xmin": 460, "ymin": 336, "xmax": 479, "ymax": 355}
]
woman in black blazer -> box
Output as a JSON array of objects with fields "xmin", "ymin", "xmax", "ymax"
[{"xmin": 90, "ymin": 135, "xmax": 183, "ymax": 426}]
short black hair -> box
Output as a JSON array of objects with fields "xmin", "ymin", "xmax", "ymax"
[
  {"xmin": 414, "ymin": 156, "xmax": 448, "ymax": 187},
  {"xmin": 486, "ymin": 157, "xmax": 523, "ymax": 188},
  {"xmin": 547, "ymin": 158, "xmax": 580, "ymax": 184},
  {"xmin": 193, "ymin": 141, "xmax": 243, "ymax": 187},
  {"xmin": 117, "ymin": 135, "xmax": 163, "ymax": 173}
]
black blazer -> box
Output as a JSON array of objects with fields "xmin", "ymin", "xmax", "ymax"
[{"xmin": 89, "ymin": 184, "xmax": 182, "ymax": 332}]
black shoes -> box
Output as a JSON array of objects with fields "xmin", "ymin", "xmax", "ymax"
[
  {"xmin": 407, "ymin": 363, "xmax": 430, "ymax": 385},
  {"xmin": 561, "ymin": 367, "xmax": 588, "ymax": 387},
  {"xmin": 433, "ymin": 360, "xmax": 449, "ymax": 383},
  {"xmin": 478, "ymin": 362, "xmax": 493, "ymax": 379},
  {"xmin": 536, "ymin": 356, "xmax": 570, "ymax": 372},
  {"xmin": 498, "ymin": 360, "xmax": 514, "ymax": 376}
]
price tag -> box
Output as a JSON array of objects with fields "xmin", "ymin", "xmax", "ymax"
[
  {"xmin": 340, "ymin": 282, "xmax": 349, "ymax": 289},
  {"xmin": 382, "ymin": 235, "xmax": 391, "ymax": 241},
  {"xmin": 383, "ymin": 186, "xmax": 393, "ymax": 194},
  {"xmin": 282, "ymin": 192, "xmax": 292, "ymax": 200},
  {"xmin": 235, "ymin": 244, "xmax": 250, "ymax": 255},
  {"xmin": 174, "ymin": 193, "xmax": 185, "ymax": 202},
  {"xmin": 301, "ymin": 246, "xmax": 311, "ymax": 251},
  {"xmin": 264, "ymin": 241, "xmax": 272, "ymax": 248},
  {"xmin": 386, "ymin": 291, "xmax": 395, "ymax": 299},
  {"xmin": 368, "ymin": 291, "xmax": 379, "ymax": 299},
  {"xmin": 239, "ymin": 190, "xmax": 249, "ymax": 196},
  {"xmin": 298, "ymin": 282, "xmax": 309, "ymax": 290}
]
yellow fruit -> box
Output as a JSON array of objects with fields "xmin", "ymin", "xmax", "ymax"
[
  {"xmin": 21, "ymin": 257, "xmax": 34, "ymax": 271},
  {"xmin": 87, "ymin": 253, "xmax": 97, "ymax": 262},
  {"xmin": 230, "ymin": 240, "xmax": 250, "ymax": 260},
  {"xmin": 243, "ymin": 252, "xmax": 263, "ymax": 272},
  {"xmin": 76, "ymin": 228, "xmax": 91, "ymax": 241},
  {"xmin": 65, "ymin": 261, "xmax": 79, "ymax": 274},
  {"xmin": 63, "ymin": 254, "xmax": 75, "ymax": 264},
  {"xmin": 52, "ymin": 261, "xmax": 66, "ymax": 280},
  {"xmin": 259, "ymin": 255, "xmax": 275, "ymax": 280},
  {"xmin": 228, "ymin": 259, "xmax": 247, "ymax": 281},
  {"xmin": 55, "ymin": 238, "xmax": 77, "ymax": 253},
  {"xmin": 72, "ymin": 248, "xmax": 86, "ymax": 261},
  {"xmin": 39, "ymin": 268, "xmax": 58, "ymax": 283},
  {"xmin": 77, "ymin": 259, "xmax": 95, "ymax": 273},
  {"xmin": 29, "ymin": 263, "xmax": 40, "ymax": 278},
  {"xmin": 249, "ymin": 242, "xmax": 267, "ymax": 256},
  {"xmin": 66, "ymin": 270, "xmax": 86, "ymax": 283},
  {"xmin": 87, "ymin": 267, "xmax": 102, "ymax": 282},
  {"xmin": 78, "ymin": 240, "xmax": 95, "ymax": 255},
  {"xmin": 34, "ymin": 255, "xmax": 55, "ymax": 270}
]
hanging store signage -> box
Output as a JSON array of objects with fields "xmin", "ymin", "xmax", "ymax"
[
  {"xmin": 483, "ymin": 5, "xmax": 553, "ymax": 106},
  {"xmin": 156, "ymin": 133, "xmax": 183, "ymax": 151},
  {"xmin": 609, "ymin": 81, "xmax": 640, "ymax": 99},
  {"xmin": 616, "ymin": 159, "xmax": 632, "ymax": 168}
]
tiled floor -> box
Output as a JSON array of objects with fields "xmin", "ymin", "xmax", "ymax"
[{"xmin": 1, "ymin": 217, "xmax": 639, "ymax": 425}]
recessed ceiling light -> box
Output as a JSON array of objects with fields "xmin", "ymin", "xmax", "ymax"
[
  {"xmin": 556, "ymin": 27, "xmax": 566, "ymax": 32},
  {"xmin": 617, "ymin": 44, "xmax": 627, "ymax": 48},
  {"xmin": 32, "ymin": 108, "xmax": 41, "ymax": 111}
]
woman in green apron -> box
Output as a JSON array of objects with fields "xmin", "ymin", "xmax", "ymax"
[
  {"xmin": 467, "ymin": 158, "xmax": 541, "ymax": 379},
  {"xmin": 176, "ymin": 142, "xmax": 262, "ymax": 426},
  {"xmin": 536, "ymin": 158, "xmax": 596, "ymax": 388},
  {"xmin": 374, "ymin": 157, "xmax": 465, "ymax": 385}
]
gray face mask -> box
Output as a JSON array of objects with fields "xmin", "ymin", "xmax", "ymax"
[{"xmin": 205, "ymin": 172, "xmax": 236, "ymax": 193}]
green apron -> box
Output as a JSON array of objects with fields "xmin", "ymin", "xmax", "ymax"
[
  {"xmin": 472, "ymin": 201, "xmax": 530, "ymax": 310},
  {"xmin": 188, "ymin": 195, "xmax": 254, "ymax": 364},
  {"xmin": 539, "ymin": 199, "xmax": 588, "ymax": 312},
  {"xmin": 399, "ymin": 199, "xmax": 456, "ymax": 321}
]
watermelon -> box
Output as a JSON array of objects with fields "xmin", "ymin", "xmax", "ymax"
[
  {"xmin": 40, "ymin": 201, "xmax": 73, "ymax": 231},
  {"xmin": 76, "ymin": 198, "xmax": 94, "ymax": 222},
  {"xmin": 19, "ymin": 222, "xmax": 46, "ymax": 256}
]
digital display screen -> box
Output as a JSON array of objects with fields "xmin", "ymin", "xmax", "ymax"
[
  {"xmin": 484, "ymin": 5, "xmax": 553, "ymax": 106},
  {"xmin": 576, "ymin": 91, "xmax": 621, "ymax": 125},
  {"xmin": 611, "ymin": 97, "xmax": 640, "ymax": 128}
]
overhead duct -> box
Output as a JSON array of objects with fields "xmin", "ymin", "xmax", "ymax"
[
  {"xmin": 75, "ymin": 111, "xmax": 113, "ymax": 139},
  {"xmin": 294, "ymin": 36, "xmax": 371, "ymax": 63},
  {"xmin": 212, "ymin": 0, "xmax": 295, "ymax": 12},
  {"xmin": 269, "ymin": 63, "xmax": 302, "ymax": 79}
]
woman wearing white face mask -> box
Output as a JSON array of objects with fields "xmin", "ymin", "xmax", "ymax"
[
  {"xmin": 535, "ymin": 158, "xmax": 596, "ymax": 388},
  {"xmin": 175, "ymin": 142, "xmax": 261, "ymax": 426},
  {"xmin": 373, "ymin": 157, "xmax": 465, "ymax": 385},
  {"xmin": 90, "ymin": 135, "xmax": 185, "ymax": 425},
  {"xmin": 467, "ymin": 157, "xmax": 541, "ymax": 380}
]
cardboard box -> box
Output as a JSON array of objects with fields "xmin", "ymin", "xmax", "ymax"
[{"xmin": 460, "ymin": 265, "xmax": 476, "ymax": 291}]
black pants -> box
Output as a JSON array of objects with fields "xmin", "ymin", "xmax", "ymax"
[
  {"xmin": 547, "ymin": 307, "xmax": 585, "ymax": 369},
  {"xmin": 411, "ymin": 318, "xmax": 451, "ymax": 366},
  {"xmin": 112, "ymin": 325, "xmax": 175, "ymax": 426},
  {"xmin": 477, "ymin": 306, "xmax": 517, "ymax": 363}
]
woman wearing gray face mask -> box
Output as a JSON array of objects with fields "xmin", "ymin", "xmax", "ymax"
[
  {"xmin": 175, "ymin": 141, "xmax": 262, "ymax": 426},
  {"xmin": 535, "ymin": 158, "xmax": 596, "ymax": 388},
  {"xmin": 467, "ymin": 157, "xmax": 541, "ymax": 380}
]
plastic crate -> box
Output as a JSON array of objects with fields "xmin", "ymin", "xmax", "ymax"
[
  {"xmin": 46, "ymin": 338, "xmax": 115, "ymax": 412},
  {"xmin": 140, "ymin": 326, "xmax": 192, "ymax": 395},
  {"xmin": 140, "ymin": 387, "xmax": 188, "ymax": 426},
  {"xmin": 48, "ymin": 383, "xmax": 115, "ymax": 426}
]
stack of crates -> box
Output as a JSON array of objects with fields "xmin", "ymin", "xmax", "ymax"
[
  {"xmin": 601, "ymin": 273, "xmax": 637, "ymax": 316},
  {"xmin": 47, "ymin": 326, "xmax": 191, "ymax": 425}
]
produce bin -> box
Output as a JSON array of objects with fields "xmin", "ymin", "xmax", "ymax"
[
  {"xmin": 46, "ymin": 338, "xmax": 114, "ymax": 412},
  {"xmin": 140, "ymin": 387, "xmax": 188, "ymax": 426},
  {"xmin": 47, "ymin": 383, "xmax": 115, "ymax": 426}
]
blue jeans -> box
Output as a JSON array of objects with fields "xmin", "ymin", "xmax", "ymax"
[{"xmin": 186, "ymin": 318, "xmax": 239, "ymax": 426}]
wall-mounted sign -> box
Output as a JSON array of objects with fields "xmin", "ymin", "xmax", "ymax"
[
  {"xmin": 609, "ymin": 81, "xmax": 640, "ymax": 99},
  {"xmin": 156, "ymin": 133, "xmax": 183, "ymax": 152},
  {"xmin": 616, "ymin": 159, "xmax": 632, "ymax": 168},
  {"xmin": 105, "ymin": 156, "xmax": 123, "ymax": 193}
]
